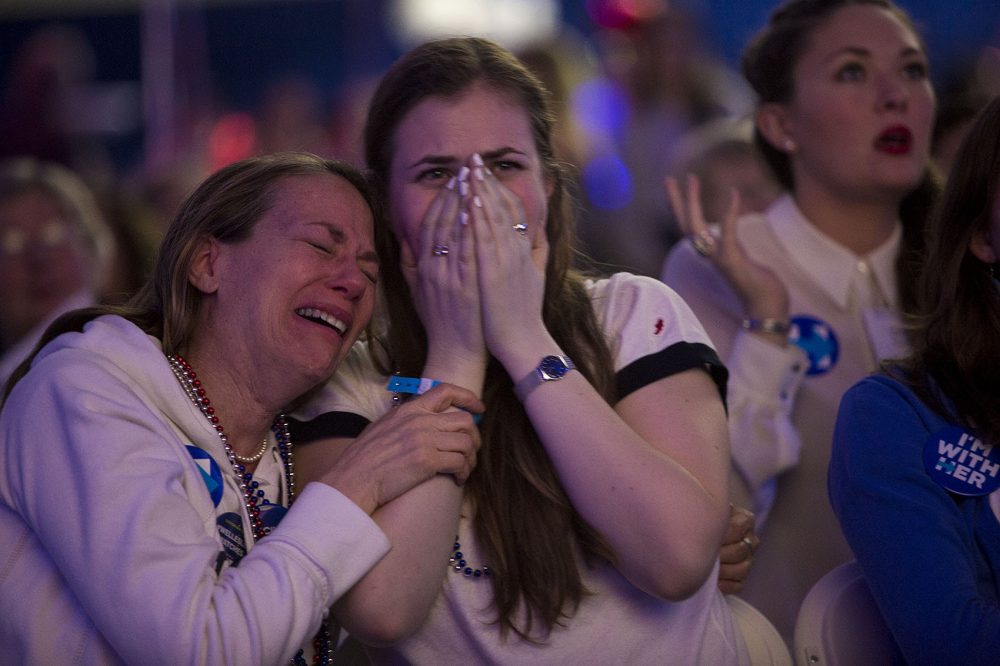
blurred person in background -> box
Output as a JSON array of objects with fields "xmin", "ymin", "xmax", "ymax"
[
  {"xmin": 576, "ymin": 0, "xmax": 753, "ymax": 276},
  {"xmin": 670, "ymin": 117, "xmax": 784, "ymax": 226},
  {"xmin": 0, "ymin": 157, "xmax": 115, "ymax": 386}
]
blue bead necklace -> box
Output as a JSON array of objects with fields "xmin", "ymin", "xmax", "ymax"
[{"xmin": 450, "ymin": 536, "xmax": 491, "ymax": 579}]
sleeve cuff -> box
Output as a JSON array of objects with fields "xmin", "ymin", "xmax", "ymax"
[
  {"xmin": 267, "ymin": 482, "xmax": 390, "ymax": 605},
  {"xmin": 727, "ymin": 330, "xmax": 808, "ymax": 407}
]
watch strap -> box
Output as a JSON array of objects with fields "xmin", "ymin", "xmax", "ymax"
[{"xmin": 513, "ymin": 355, "xmax": 575, "ymax": 402}]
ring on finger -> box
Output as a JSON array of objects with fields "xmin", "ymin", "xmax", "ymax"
[
  {"xmin": 512, "ymin": 222, "xmax": 528, "ymax": 236},
  {"xmin": 741, "ymin": 536, "xmax": 754, "ymax": 557},
  {"xmin": 432, "ymin": 243, "xmax": 450, "ymax": 257},
  {"xmin": 691, "ymin": 232, "xmax": 716, "ymax": 258}
]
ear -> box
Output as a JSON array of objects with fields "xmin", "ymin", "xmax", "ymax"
[
  {"xmin": 188, "ymin": 235, "xmax": 223, "ymax": 295},
  {"xmin": 968, "ymin": 229, "xmax": 998, "ymax": 264},
  {"xmin": 756, "ymin": 103, "xmax": 796, "ymax": 153}
]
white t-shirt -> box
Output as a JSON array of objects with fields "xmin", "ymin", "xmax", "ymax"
[{"xmin": 297, "ymin": 273, "xmax": 749, "ymax": 665}]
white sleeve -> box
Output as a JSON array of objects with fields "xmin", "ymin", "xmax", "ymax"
[
  {"xmin": 662, "ymin": 240, "xmax": 807, "ymax": 521},
  {"xmin": 294, "ymin": 339, "xmax": 390, "ymax": 424},
  {"xmin": 0, "ymin": 354, "xmax": 389, "ymax": 665}
]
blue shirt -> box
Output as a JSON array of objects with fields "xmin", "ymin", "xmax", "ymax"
[{"xmin": 829, "ymin": 372, "xmax": 1000, "ymax": 664}]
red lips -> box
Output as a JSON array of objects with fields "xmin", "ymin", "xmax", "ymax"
[{"xmin": 875, "ymin": 125, "xmax": 912, "ymax": 155}]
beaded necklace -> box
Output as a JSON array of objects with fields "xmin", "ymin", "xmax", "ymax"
[
  {"xmin": 450, "ymin": 535, "xmax": 491, "ymax": 579},
  {"xmin": 167, "ymin": 353, "xmax": 331, "ymax": 664}
]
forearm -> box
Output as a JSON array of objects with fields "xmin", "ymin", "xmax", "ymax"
[
  {"xmin": 333, "ymin": 475, "xmax": 462, "ymax": 646},
  {"xmin": 725, "ymin": 330, "xmax": 806, "ymax": 511},
  {"xmin": 507, "ymin": 342, "xmax": 730, "ymax": 599}
]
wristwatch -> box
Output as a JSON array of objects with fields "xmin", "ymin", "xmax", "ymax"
[{"xmin": 514, "ymin": 355, "xmax": 576, "ymax": 401}]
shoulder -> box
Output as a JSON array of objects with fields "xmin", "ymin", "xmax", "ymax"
[
  {"xmin": 13, "ymin": 316, "xmax": 152, "ymax": 400},
  {"xmin": 295, "ymin": 338, "xmax": 388, "ymax": 423},
  {"xmin": 832, "ymin": 370, "xmax": 946, "ymax": 471},
  {"xmin": 839, "ymin": 371, "xmax": 925, "ymax": 418},
  {"xmin": 587, "ymin": 273, "xmax": 710, "ymax": 341}
]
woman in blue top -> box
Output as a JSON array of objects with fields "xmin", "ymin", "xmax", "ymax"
[{"xmin": 829, "ymin": 95, "xmax": 1000, "ymax": 663}]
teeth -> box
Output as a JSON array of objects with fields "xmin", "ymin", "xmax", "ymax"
[{"xmin": 296, "ymin": 307, "xmax": 347, "ymax": 334}]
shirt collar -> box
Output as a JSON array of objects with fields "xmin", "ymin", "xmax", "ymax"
[{"xmin": 765, "ymin": 194, "xmax": 901, "ymax": 309}]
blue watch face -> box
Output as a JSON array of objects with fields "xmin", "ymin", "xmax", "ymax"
[{"xmin": 539, "ymin": 355, "xmax": 569, "ymax": 380}]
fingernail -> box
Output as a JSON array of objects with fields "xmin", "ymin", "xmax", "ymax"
[
  {"xmin": 446, "ymin": 176, "xmax": 456, "ymax": 190},
  {"xmin": 459, "ymin": 180, "xmax": 469, "ymax": 197},
  {"xmin": 459, "ymin": 211, "xmax": 469, "ymax": 226},
  {"xmin": 472, "ymin": 153, "xmax": 484, "ymax": 167},
  {"xmin": 458, "ymin": 166, "xmax": 470, "ymax": 182},
  {"xmin": 474, "ymin": 166, "xmax": 485, "ymax": 181},
  {"xmin": 473, "ymin": 196, "xmax": 483, "ymax": 208}
]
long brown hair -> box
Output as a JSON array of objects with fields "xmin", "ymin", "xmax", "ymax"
[
  {"xmin": 741, "ymin": 0, "xmax": 940, "ymax": 314},
  {"xmin": 902, "ymin": 96, "xmax": 1000, "ymax": 445},
  {"xmin": 2, "ymin": 153, "xmax": 378, "ymax": 404},
  {"xmin": 363, "ymin": 37, "xmax": 617, "ymax": 639}
]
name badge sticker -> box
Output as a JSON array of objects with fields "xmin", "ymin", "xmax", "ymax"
[
  {"xmin": 862, "ymin": 306, "xmax": 908, "ymax": 363},
  {"xmin": 923, "ymin": 426, "xmax": 1000, "ymax": 496}
]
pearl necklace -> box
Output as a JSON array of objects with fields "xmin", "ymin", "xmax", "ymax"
[
  {"xmin": 166, "ymin": 354, "xmax": 330, "ymax": 664},
  {"xmin": 232, "ymin": 437, "xmax": 270, "ymax": 464}
]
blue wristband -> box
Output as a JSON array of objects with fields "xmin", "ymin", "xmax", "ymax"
[{"xmin": 386, "ymin": 376, "xmax": 482, "ymax": 424}]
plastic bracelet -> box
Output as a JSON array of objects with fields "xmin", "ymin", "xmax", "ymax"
[
  {"xmin": 740, "ymin": 317, "xmax": 791, "ymax": 336},
  {"xmin": 386, "ymin": 376, "xmax": 482, "ymax": 424},
  {"xmin": 386, "ymin": 375, "xmax": 440, "ymax": 395}
]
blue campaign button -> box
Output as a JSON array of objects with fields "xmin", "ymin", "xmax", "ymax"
[
  {"xmin": 789, "ymin": 315, "xmax": 840, "ymax": 376},
  {"xmin": 186, "ymin": 445, "xmax": 224, "ymax": 506},
  {"xmin": 923, "ymin": 426, "xmax": 1000, "ymax": 496},
  {"xmin": 259, "ymin": 503, "xmax": 288, "ymax": 530}
]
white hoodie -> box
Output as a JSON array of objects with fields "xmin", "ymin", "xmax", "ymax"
[{"xmin": 0, "ymin": 315, "xmax": 389, "ymax": 665}]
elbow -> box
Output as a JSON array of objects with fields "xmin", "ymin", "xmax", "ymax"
[
  {"xmin": 634, "ymin": 507, "xmax": 729, "ymax": 601},
  {"xmin": 644, "ymin": 560, "xmax": 716, "ymax": 602},
  {"xmin": 628, "ymin": 543, "xmax": 719, "ymax": 602}
]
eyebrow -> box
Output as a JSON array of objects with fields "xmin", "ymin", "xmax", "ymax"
[
  {"xmin": 826, "ymin": 45, "xmax": 925, "ymax": 62},
  {"xmin": 406, "ymin": 146, "xmax": 529, "ymax": 170}
]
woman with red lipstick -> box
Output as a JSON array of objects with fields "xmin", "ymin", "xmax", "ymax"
[
  {"xmin": 661, "ymin": 0, "xmax": 939, "ymax": 640},
  {"xmin": 0, "ymin": 153, "xmax": 482, "ymax": 664},
  {"xmin": 830, "ymin": 96, "xmax": 1000, "ymax": 662}
]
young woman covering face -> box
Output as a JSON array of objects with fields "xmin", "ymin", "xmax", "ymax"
[
  {"xmin": 297, "ymin": 37, "xmax": 754, "ymax": 663},
  {"xmin": 661, "ymin": 0, "xmax": 938, "ymax": 641}
]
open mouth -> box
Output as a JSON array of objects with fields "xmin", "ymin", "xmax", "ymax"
[
  {"xmin": 875, "ymin": 126, "xmax": 912, "ymax": 155},
  {"xmin": 295, "ymin": 307, "xmax": 348, "ymax": 335}
]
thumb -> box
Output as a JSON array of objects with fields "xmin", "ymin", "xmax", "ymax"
[{"xmin": 414, "ymin": 383, "xmax": 486, "ymax": 417}]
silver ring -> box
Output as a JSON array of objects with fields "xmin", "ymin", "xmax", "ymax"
[
  {"xmin": 512, "ymin": 222, "xmax": 528, "ymax": 236},
  {"xmin": 432, "ymin": 244, "xmax": 450, "ymax": 257},
  {"xmin": 691, "ymin": 232, "xmax": 715, "ymax": 258}
]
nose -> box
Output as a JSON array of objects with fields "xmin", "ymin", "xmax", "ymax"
[
  {"xmin": 327, "ymin": 258, "xmax": 369, "ymax": 301},
  {"xmin": 877, "ymin": 72, "xmax": 909, "ymax": 112}
]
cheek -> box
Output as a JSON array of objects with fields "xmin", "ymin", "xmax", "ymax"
[{"xmin": 389, "ymin": 188, "xmax": 431, "ymax": 250}]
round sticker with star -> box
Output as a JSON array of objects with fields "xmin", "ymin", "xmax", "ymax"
[{"xmin": 789, "ymin": 315, "xmax": 840, "ymax": 376}]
